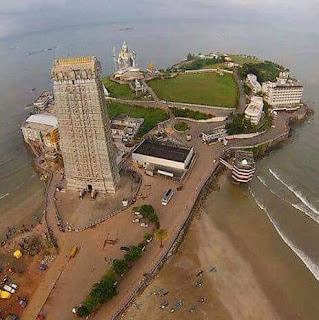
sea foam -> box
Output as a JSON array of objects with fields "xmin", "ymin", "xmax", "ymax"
[
  {"xmin": 269, "ymin": 168, "xmax": 319, "ymax": 216},
  {"xmin": 250, "ymin": 188, "xmax": 319, "ymax": 282},
  {"xmin": 257, "ymin": 174, "xmax": 319, "ymax": 225}
]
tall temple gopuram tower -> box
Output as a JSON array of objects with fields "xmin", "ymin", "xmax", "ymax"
[{"xmin": 51, "ymin": 56, "xmax": 119, "ymax": 193}]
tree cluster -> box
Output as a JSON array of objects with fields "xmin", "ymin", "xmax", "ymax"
[
  {"xmin": 76, "ymin": 270, "xmax": 118, "ymax": 317},
  {"xmin": 77, "ymin": 245, "xmax": 144, "ymax": 317},
  {"xmin": 240, "ymin": 60, "xmax": 288, "ymax": 83},
  {"xmin": 225, "ymin": 113, "xmax": 256, "ymax": 135},
  {"xmin": 139, "ymin": 204, "xmax": 159, "ymax": 226},
  {"xmin": 183, "ymin": 57, "xmax": 224, "ymax": 71}
]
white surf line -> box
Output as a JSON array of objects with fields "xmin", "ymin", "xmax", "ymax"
[
  {"xmin": 269, "ymin": 168, "xmax": 319, "ymax": 215},
  {"xmin": 257, "ymin": 175, "xmax": 319, "ymax": 225},
  {"xmin": 0, "ymin": 193, "xmax": 9, "ymax": 201},
  {"xmin": 249, "ymin": 188, "xmax": 319, "ymax": 282}
]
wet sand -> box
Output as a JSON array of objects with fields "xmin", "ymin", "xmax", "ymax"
[
  {"xmin": 125, "ymin": 173, "xmax": 319, "ymax": 319},
  {"xmin": 0, "ymin": 178, "xmax": 44, "ymax": 241}
]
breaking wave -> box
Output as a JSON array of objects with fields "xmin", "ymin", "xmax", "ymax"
[
  {"xmin": 269, "ymin": 168, "xmax": 319, "ymax": 216},
  {"xmin": 292, "ymin": 203, "xmax": 319, "ymax": 224},
  {"xmin": 250, "ymin": 189, "xmax": 319, "ymax": 282},
  {"xmin": 257, "ymin": 174, "xmax": 319, "ymax": 225}
]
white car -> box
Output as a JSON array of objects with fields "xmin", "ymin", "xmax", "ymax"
[
  {"xmin": 10, "ymin": 283, "xmax": 18, "ymax": 290},
  {"xmin": 132, "ymin": 218, "xmax": 140, "ymax": 223},
  {"xmin": 3, "ymin": 285, "xmax": 15, "ymax": 294},
  {"xmin": 146, "ymin": 237, "xmax": 153, "ymax": 243},
  {"xmin": 140, "ymin": 222, "xmax": 149, "ymax": 228}
]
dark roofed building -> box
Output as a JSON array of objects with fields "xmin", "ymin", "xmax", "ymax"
[{"xmin": 132, "ymin": 140, "xmax": 194, "ymax": 174}]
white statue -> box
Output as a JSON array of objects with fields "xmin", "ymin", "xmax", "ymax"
[{"xmin": 114, "ymin": 41, "xmax": 137, "ymax": 72}]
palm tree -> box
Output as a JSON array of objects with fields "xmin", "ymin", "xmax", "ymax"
[{"xmin": 155, "ymin": 229, "xmax": 168, "ymax": 248}]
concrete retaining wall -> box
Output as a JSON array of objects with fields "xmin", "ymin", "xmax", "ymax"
[
  {"xmin": 226, "ymin": 131, "xmax": 266, "ymax": 140},
  {"xmin": 175, "ymin": 116, "xmax": 227, "ymax": 123},
  {"xmin": 185, "ymin": 69, "xmax": 233, "ymax": 74},
  {"xmin": 167, "ymin": 101, "xmax": 235, "ymax": 111}
]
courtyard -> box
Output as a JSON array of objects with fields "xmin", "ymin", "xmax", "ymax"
[{"xmin": 55, "ymin": 170, "xmax": 140, "ymax": 230}]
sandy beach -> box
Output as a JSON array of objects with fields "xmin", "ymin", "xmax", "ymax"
[
  {"xmin": 0, "ymin": 176, "xmax": 44, "ymax": 242},
  {"xmin": 125, "ymin": 173, "xmax": 319, "ymax": 319}
]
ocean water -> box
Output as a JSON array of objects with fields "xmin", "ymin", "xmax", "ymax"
[{"xmin": 0, "ymin": 3, "xmax": 318, "ymax": 280}]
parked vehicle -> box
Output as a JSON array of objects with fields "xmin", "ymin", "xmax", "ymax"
[
  {"xmin": 0, "ymin": 289, "xmax": 11, "ymax": 299},
  {"xmin": 159, "ymin": 301, "xmax": 168, "ymax": 309},
  {"xmin": 10, "ymin": 283, "xmax": 18, "ymax": 290},
  {"xmin": 140, "ymin": 222, "xmax": 149, "ymax": 228},
  {"xmin": 19, "ymin": 298, "xmax": 27, "ymax": 308},
  {"xmin": 132, "ymin": 218, "xmax": 140, "ymax": 223},
  {"xmin": 161, "ymin": 188, "xmax": 174, "ymax": 206},
  {"xmin": 120, "ymin": 246, "xmax": 130, "ymax": 252},
  {"xmin": 38, "ymin": 264, "xmax": 47, "ymax": 272},
  {"xmin": 3, "ymin": 285, "xmax": 15, "ymax": 294},
  {"xmin": 69, "ymin": 246, "xmax": 78, "ymax": 258}
]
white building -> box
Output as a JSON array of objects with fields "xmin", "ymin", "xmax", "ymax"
[
  {"xmin": 232, "ymin": 151, "xmax": 256, "ymax": 183},
  {"xmin": 111, "ymin": 117, "xmax": 144, "ymax": 142},
  {"xmin": 21, "ymin": 114, "xmax": 58, "ymax": 142},
  {"xmin": 132, "ymin": 140, "xmax": 194, "ymax": 179},
  {"xmin": 246, "ymin": 74, "xmax": 261, "ymax": 93},
  {"xmin": 262, "ymin": 72, "xmax": 303, "ymax": 108},
  {"xmin": 33, "ymin": 91, "xmax": 53, "ymax": 113},
  {"xmin": 245, "ymin": 96, "xmax": 264, "ymax": 125},
  {"xmin": 21, "ymin": 114, "xmax": 60, "ymax": 159}
]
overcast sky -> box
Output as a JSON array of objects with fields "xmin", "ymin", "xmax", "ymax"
[{"xmin": 0, "ymin": 0, "xmax": 318, "ymax": 40}]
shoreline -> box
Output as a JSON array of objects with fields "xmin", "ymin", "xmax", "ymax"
[
  {"xmin": 0, "ymin": 103, "xmax": 312, "ymax": 319},
  {"xmin": 125, "ymin": 171, "xmax": 319, "ymax": 319}
]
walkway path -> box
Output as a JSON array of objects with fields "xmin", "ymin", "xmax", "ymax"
[{"xmin": 233, "ymin": 68, "xmax": 247, "ymax": 113}]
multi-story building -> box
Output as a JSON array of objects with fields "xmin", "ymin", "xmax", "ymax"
[
  {"xmin": 33, "ymin": 91, "xmax": 53, "ymax": 113},
  {"xmin": 232, "ymin": 151, "xmax": 256, "ymax": 183},
  {"xmin": 262, "ymin": 72, "xmax": 303, "ymax": 108},
  {"xmin": 111, "ymin": 117, "xmax": 144, "ymax": 142},
  {"xmin": 51, "ymin": 56, "xmax": 120, "ymax": 193},
  {"xmin": 246, "ymin": 74, "xmax": 261, "ymax": 93},
  {"xmin": 244, "ymin": 96, "xmax": 264, "ymax": 125},
  {"xmin": 21, "ymin": 113, "xmax": 60, "ymax": 160}
]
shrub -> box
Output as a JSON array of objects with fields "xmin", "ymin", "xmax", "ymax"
[
  {"xmin": 76, "ymin": 305, "xmax": 91, "ymax": 317},
  {"xmin": 91, "ymin": 277, "xmax": 117, "ymax": 303},
  {"xmin": 139, "ymin": 204, "xmax": 159, "ymax": 225},
  {"xmin": 124, "ymin": 246, "xmax": 142, "ymax": 263},
  {"xmin": 144, "ymin": 233, "xmax": 153, "ymax": 241},
  {"xmin": 171, "ymin": 107, "xmax": 212, "ymax": 120},
  {"xmin": 174, "ymin": 122, "xmax": 189, "ymax": 132},
  {"xmin": 112, "ymin": 259, "xmax": 129, "ymax": 276}
]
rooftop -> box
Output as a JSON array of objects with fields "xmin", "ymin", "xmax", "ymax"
[
  {"xmin": 245, "ymin": 96, "xmax": 263, "ymax": 116},
  {"xmin": 133, "ymin": 140, "xmax": 191, "ymax": 163},
  {"xmin": 234, "ymin": 151, "xmax": 255, "ymax": 170},
  {"xmin": 55, "ymin": 56, "xmax": 94, "ymax": 66},
  {"xmin": 26, "ymin": 114, "xmax": 58, "ymax": 128}
]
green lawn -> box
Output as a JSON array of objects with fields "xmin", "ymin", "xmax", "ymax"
[
  {"xmin": 107, "ymin": 102, "xmax": 169, "ymax": 136},
  {"xmin": 148, "ymin": 73, "xmax": 238, "ymax": 108},
  {"xmin": 229, "ymin": 55, "xmax": 261, "ymax": 65},
  {"xmin": 102, "ymin": 77, "xmax": 135, "ymax": 100}
]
